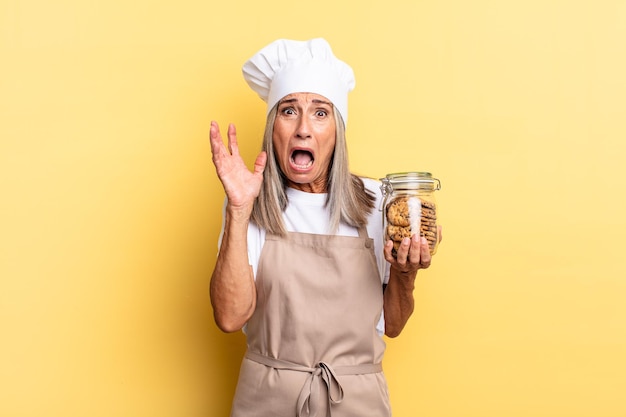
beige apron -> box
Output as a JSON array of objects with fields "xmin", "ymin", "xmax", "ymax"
[{"xmin": 230, "ymin": 228, "xmax": 392, "ymax": 417}]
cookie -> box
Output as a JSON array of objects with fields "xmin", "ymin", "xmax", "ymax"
[
  {"xmin": 420, "ymin": 200, "xmax": 436, "ymax": 210},
  {"xmin": 420, "ymin": 208, "xmax": 437, "ymax": 219},
  {"xmin": 419, "ymin": 218, "xmax": 438, "ymax": 227},
  {"xmin": 420, "ymin": 230, "xmax": 437, "ymax": 239},
  {"xmin": 386, "ymin": 197, "xmax": 411, "ymax": 227},
  {"xmin": 420, "ymin": 227, "xmax": 436, "ymax": 236},
  {"xmin": 387, "ymin": 225, "xmax": 412, "ymax": 242}
]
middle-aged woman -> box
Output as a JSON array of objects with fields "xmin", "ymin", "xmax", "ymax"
[{"xmin": 209, "ymin": 38, "xmax": 441, "ymax": 417}]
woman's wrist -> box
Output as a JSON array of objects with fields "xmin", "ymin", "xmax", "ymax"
[{"xmin": 225, "ymin": 202, "xmax": 253, "ymax": 223}]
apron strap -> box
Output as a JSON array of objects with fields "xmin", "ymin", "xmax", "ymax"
[
  {"xmin": 356, "ymin": 225, "xmax": 369, "ymax": 239},
  {"xmin": 245, "ymin": 351, "xmax": 382, "ymax": 417}
]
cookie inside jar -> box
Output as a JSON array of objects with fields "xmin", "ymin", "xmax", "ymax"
[{"xmin": 385, "ymin": 195, "xmax": 438, "ymax": 257}]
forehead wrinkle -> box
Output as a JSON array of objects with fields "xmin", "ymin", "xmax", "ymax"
[{"xmin": 278, "ymin": 95, "xmax": 332, "ymax": 107}]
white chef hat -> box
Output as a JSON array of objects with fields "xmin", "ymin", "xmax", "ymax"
[{"xmin": 242, "ymin": 38, "xmax": 355, "ymax": 126}]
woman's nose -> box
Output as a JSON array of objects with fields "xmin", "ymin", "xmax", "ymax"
[{"xmin": 295, "ymin": 116, "xmax": 311, "ymax": 139}]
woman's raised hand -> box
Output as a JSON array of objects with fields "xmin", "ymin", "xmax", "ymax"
[{"xmin": 209, "ymin": 121, "xmax": 267, "ymax": 214}]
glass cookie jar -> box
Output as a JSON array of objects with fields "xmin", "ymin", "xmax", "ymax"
[{"xmin": 380, "ymin": 172, "xmax": 442, "ymax": 256}]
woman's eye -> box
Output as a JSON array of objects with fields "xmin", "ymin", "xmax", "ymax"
[
  {"xmin": 282, "ymin": 107, "xmax": 295, "ymax": 115},
  {"xmin": 315, "ymin": 110, "xmax": 327, "ymax": 117}
]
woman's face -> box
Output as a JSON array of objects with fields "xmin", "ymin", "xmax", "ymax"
[{"xmin": 273, "ymin": 92, "xmax": 336, "ymax": 193}]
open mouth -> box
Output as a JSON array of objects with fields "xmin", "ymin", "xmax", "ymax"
[{"xmin": 290, "ymin": 149, "xmax": 314, "ymax": 169}]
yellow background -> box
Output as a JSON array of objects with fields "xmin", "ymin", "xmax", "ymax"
[{"xmin": 2, "ymin": 0, "xmax": 625, "ymax": 416}]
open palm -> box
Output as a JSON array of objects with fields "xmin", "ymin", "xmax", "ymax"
[{"xmin": 209, "ymin": 121, "xmax": 267, "ymax": 212}]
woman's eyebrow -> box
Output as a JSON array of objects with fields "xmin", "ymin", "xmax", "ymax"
[
  {"xmin": 312, "ymin": 99, "xmax": 332, "ymax": 106},
  {"xmin": 278, "ymin": 98, "xmax": 298, "ymax": 105}
]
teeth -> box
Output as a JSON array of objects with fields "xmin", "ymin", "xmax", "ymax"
[
  {"xmin": 290, "ymin": 156, "xmax": 313, "ymax": 169},
  {"xmin": 292, "ymin": 160, "xmax": 313, "ymax": 169}
]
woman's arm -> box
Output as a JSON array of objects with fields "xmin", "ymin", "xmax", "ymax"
[
  {"xmin": 382, "ymin": 229, "xmax": 441, "ymax": 338},
  {"xmin": 210, "ymin": 205, "xmax": 257, "ymax": 332},
  {"xmin": 208, "ymin": 121, "xmax": 266, "ymax": 332}
]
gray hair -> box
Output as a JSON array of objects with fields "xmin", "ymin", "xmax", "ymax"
[{"xmin": 251, "ymin": 105, "xmax": 375, "ymax": 236}]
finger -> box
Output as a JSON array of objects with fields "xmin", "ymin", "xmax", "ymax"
[
  {"xmin": 209, "ymin": 121, "xmax": 226, "ymax": 157},
  {"xmin": 227, "ymin": 123, "xmax": 240, "ymax": 156},
  {"xmin": 395, "ymin": 237, "xmax": 411, "ymax": 266},
  {"xmin": 253, "ymin": 151, "xmax": 267, "ymax": 176},
  {"xmin": 383, "ymin": 240, "xmax": 395, "ymax": 263},
  {"xmin": 418, "ymin": 236, "xmax": 432, "ymax": 269},
  {"xmin": 209, "ymin": 120, "xmax": 222, "ymax": 141},
  {"xmin": 407, "ymin": 234, "xmax": 422, "ymax": 265}
]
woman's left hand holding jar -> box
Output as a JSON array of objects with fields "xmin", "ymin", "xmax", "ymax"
[
  {"xmin": 383, "ymin": 226, "xmax": 442, "ymax": 274},
  {"xmin": 382, "ymin": 226, "xmax": 442, "ymax": 337}
]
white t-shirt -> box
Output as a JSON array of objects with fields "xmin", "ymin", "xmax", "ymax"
[{"xmin": 218, "ymin": 177, "xmax": 390, "ymax": 335}]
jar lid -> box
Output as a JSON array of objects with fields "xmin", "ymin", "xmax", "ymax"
[{"xmin": 381, "ymin": 171, "xmax": 441, "ymax": 191}]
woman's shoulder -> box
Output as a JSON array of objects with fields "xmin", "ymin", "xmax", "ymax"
[{"xmin": 359, "ymin": 176, "xmax": 383, "ymax": 198}]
